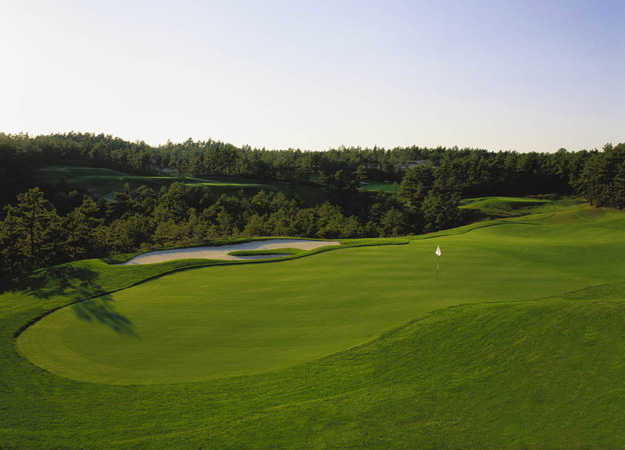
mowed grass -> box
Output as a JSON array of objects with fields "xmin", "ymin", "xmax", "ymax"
[
  {"xmin": 36, "ymin": 165, "xmax": 334, "ymax": 204},
  {"xmin": 36, "ymin": 165, "xmax": 271, "ymax": 198},
  {"xmin": 18, "ymin": 202, "xmax": 625, "ymax": 385},
  {"xmin": 360, "ymin": 181, "xmax": 400, "ymax": 193},
  {"xmin": 5, "ymin": 201, "xmax": 625, "ymax": 446},
  {"xmin": 459, "ymin": 195, "xmax": 556, "ymax": 218}
]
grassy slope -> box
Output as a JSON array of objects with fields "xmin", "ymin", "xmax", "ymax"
[
  {"xmin": 459, "ymin": 195, "xmax": 558, "ymax": 218},
  {"xmin": 3, "ymin": 201, "xmax": 625, "ymax": 447}
]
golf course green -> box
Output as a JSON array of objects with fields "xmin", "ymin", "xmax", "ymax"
[{"xmin": 4, "ymin": 199, "xmax": 625, "ymax": 447}]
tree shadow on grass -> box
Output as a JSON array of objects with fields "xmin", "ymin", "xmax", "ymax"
[
  {"xmin": 6, "ymin": 263, "xmax": 139, "ymax": 338},
  {"xmin": 5, "ymin": 264, "xmax": 102, "ymax": 299},
  {"xmin": 71, "ymin": 295, "xmax": 138, "ymax": 338}
]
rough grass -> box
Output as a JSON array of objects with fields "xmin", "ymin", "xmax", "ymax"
[{"xmin": 4, "ymin": 201, "xmax": 625, "ymax": 447}]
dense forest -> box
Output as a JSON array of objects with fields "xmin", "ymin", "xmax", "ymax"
[{"xmin": 1, "ymin": 132, "xmax": 624, "ymax": 281}]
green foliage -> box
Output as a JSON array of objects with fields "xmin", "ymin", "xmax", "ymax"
[
  {"xmin": 0, "ymin": 132, "xmax": 608, "ymax": 208},
  {"xmin": 580, "ymin": 143, "xmax": 625, "ymax": 208},
  {"xmin": 3, "ymin": 180, "xmax": 453, "ymax": 280},
  {"xmin": 399, "ymin": 165, "xmax": 434, "ymax": 208},
  {"xmin": 65, "ymin": 197, "xmax": 103, "ymax": 259},
  {"xmin": 0, "ymin": 188, "xmax": 64, "ymax": 274},
  {"xmin": 12, "ymin": 139, "xmax": 621, "ymax": 282},
  {"xmin": 421, "ymin": 190, "xmax": 461, "ymax": 232}
]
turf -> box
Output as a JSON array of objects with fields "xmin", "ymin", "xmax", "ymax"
[
  {"xmin": 17, "ymin": 213, "xmax": 619, "ymax": 384},
  {"xmin": 360, "ymin": 181, "xmax": 400, "ymax": 193},
  {"xmin": 35, "ymin": 165, "xmax": 272, "ymax": 198},
  {"xmin": 35, "ymin": 165, "xmax": 335, "ymax": 204},
  {"xmin": 4, "ymin": 200, "xmax": 625, "ymax": 447},
  {"xmin": 459, "ymin": 195, "xmax": 556, "ymax": 218}
]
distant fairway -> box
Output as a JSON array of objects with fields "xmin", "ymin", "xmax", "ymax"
[
  {"xmin": 7, "ymin": 200, "xmax": 625, "ymax": 447},
  {"xmin": 360, "ymin": 181, "xmax": 400, "ymax": 193},
  {"xmin": 35, "ymin": 165, "xmax": 332, "ymax": 204},
  {"xmin": 17, "ymin": 202, "xmax": 625, "ymax": 384},
  {"xmin": 36, "ymin": 165, "xmax": 271, "ymax": 198},
  {"xmin": 460, "ymin": 195, "xmax": 554, "ymax": 217}
]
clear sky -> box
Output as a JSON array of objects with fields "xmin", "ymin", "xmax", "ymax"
[{"xmin": 2, "ymin": 0, "xmax": 624, "ymax": 152}]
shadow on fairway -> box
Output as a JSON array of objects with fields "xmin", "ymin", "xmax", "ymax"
[
  {"xmin": 72, "ymin": 295, "xmax": 138, "ymax": 338},
  {"xmin": 6, "ymin": 263, "xmax": 139, "ymax": 337},
  {"xmin": 5, "ymin": 264, "xmax": 101, "ymax": 298}
]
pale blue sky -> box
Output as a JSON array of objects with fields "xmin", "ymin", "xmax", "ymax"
[{"xmin": 2, "ymin": 0, "xmax": 624, "ymax": 152}]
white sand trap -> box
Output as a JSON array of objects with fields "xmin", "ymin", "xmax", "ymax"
[{"xmin": 121, "ymin": 239, "xmax": 340, "ymax": 265}]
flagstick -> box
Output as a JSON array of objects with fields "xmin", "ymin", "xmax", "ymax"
[{"xmin": 434, "ymin": 244, "xmax": 441, "ymax": 279}]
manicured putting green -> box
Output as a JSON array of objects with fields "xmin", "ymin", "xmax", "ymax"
[{"xmin": 18, "ymin": 205, "xmax": 625, "ymax": 385}]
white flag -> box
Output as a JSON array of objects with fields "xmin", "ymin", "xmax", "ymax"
[{"xmin": 435, "ymin": 245, "xmax": 441, "ymax": 256}]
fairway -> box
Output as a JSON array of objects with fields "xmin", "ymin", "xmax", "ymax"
[
  {"xmin": 35, "ymin": 165, "xmax": 272, "ymax": 198},
  {"xmin": 460, "ymin": 196, "xmax": 553, "ymax": 217},
  {"xmin": 7, "ymin": 202, "xmax": 625, "ymax": 447},
  {"xmin": 17, "ymin": 204, "xmax": 625, "ymax": 385}
]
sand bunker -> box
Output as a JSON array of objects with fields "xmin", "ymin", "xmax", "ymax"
[{"xmin": 122, "ymin": 239, "xmax": 340, "ymax": 265}]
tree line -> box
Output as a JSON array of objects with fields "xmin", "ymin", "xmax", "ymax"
[
  {"xmin": 0, "ymin": 179, "xmax": 461, "ymax": 280},
  {"xmin": 4, "ymin": 132, "xmax": 619, "ymax": 203},
  {"xmin": 2, "ymin": 132, "xmax": 625, "ymax": 281}
]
